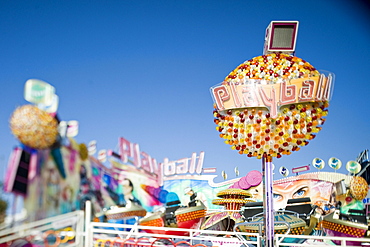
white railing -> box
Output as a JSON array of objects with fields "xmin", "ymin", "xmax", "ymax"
[
  {"xmin": 84, "ymin": 202, "xmax": 261, "ymax": 247},
  {"xmin": 275, "ymin": 233, "xmax": 370, "ymax": 246},
  {"xmin": 2, "ymin": 201, "xmax": 370, "ymax": 246},
  {"xmin": 0, "ymin": 210, "xmax": 84, "ymax": 246},
  {"xmin": 87, "ymin": 222, "xmax": 262, "ymax": 246}
]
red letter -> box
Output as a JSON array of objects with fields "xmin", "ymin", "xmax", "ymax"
[
  {"xmin": 230, "ymin": 82, "xmax": 242, "ymax": 108},
  {"xmin": 212, "ymin": 85, "xmax": 230, "ymax": 110},
  {"xmin": 299, "ymin": 80, "xmax": 315, "ymax": 102},
  {"xmin": 242, "ymin": 86, "xmax": 259, "ymax": 107},
  {"xmin": 259, "ymin": 86, "xmax": 277, "ymax": 118},
  {"xmin": 280, "ymin": 80, "xmax": 296, "ymax": 104}
]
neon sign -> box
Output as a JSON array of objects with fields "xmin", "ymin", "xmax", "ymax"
[
  {"xmin": 118, "ymin": 137, "xmax": 205, "ymax": 186},
  {"xmin": 211, "ymin": 74, "xmax": 333, "ymax": 118}
]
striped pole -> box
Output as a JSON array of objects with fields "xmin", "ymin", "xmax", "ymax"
[{"xmin": 262, "ymin": 155, "xmax": 274, "ymax": 247}]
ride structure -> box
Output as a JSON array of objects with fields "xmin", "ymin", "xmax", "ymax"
[
  {"xmin": 1, "ymin": 21, "xmax": 370, "ymax": 247},
  {"xmin": 210, "ymin": 20, "xmax": 333, "ymax": 246}
]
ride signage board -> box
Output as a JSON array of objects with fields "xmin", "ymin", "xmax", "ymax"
[
  {"xmin": 292, "ymin": 165, "xmax": 310, "ymax": 174},
  {"xmin": 118, "ymin": 137, "xmax": 205, "ymax": 186},
  {"xmin": 211, "ymin": 74, "xmax": 333, "ymax": 118}
]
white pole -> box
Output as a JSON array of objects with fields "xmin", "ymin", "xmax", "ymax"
[
  {"xmin": 84, "ymin": 200, "xmax": 91, "ymax": 247},
  {"xmin": 11, "ymin": 195, "xmax": 18, "ymax": 227},
  {"xmin": 263, "ymin": 155, "xmax": 274, "ymax": 247}
]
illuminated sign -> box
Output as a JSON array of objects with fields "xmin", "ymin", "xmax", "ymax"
[
  {"xmin": 292, "ymin": 165, "xmax": 310, "ymax": 174},
  {"xmin": 211, "ymin": 74, "xmax": 333, "ymax": 118},
  {"xmin": 118, "ymin": 137, "xmax": 205, "ymax": 186}
]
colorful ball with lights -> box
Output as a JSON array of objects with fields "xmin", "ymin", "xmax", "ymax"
[
  {"xmin": 350, "ymin": 176, "xmax": 368, "ymax": 201},
  {"xmin": 10, "ymin": 104, "xmax": 59, "ymax": 149},
  {"xmin": 212, "ymin": 53, "xmax": 333, "ymax": 159}
]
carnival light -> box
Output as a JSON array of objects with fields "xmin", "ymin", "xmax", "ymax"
[{"xmin": 211, "ymin": 53, "xmax": 333, "ymax": 159}]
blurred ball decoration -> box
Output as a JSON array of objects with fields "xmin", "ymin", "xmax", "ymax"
[
  {"xmin": 10, "ymin": 104, "xmax": 58, "ymax": 149},
  {"xmin": 98, "ymin": 149, "xmax": 107, "ymax": 163},
  {"xmin": 279, "ymin": 166, "xmax": 289, "ymax": 177},
  {"xmin": 349, "ymin": 176, "xmax": 368, "ymax": 201},
  {"xmin": 79, "ymin": 143, "xmax": 89, "ymax": 160},
  {"xmin": 229, "ymin": 170, "xmax": 262, "ymax": 189},
  {"xmin": 211, "ymin": 53, "xmax": 333, "ymax": 159},
  {"xmin": 346, "ymin": 161, "xmax": 361, "ymax": 174},
  {"xmin": 312, "ymin": 158, "xmax": 325, "ymax": 170},
  {"xmin": 328, "ymin": 157, "xmax": 342, "ymax": 170},
  {"xmin": 88, "ymin": 140, "xmax": 97, "ymax": 155}
]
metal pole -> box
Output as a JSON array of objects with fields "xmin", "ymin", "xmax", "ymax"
[{"xmin": 262, "ymin": 155, "xmax": 274, "ymax": 247}]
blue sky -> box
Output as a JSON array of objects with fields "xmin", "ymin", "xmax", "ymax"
[{"xmin": 0, "ymin": 0, "xmax": 369, "ymax": 183}]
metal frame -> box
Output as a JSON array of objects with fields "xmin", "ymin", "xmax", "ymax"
[{"xmin": 263, "ymin": 21, "xmax": 299, "ymax": 55}]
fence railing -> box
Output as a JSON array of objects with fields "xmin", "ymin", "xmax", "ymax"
[
  {"xmin": 275, "ymin": 233, "xmax": 370, "ymax": 247},
  {"xmin": 84, "ymin": 201, "xmax": 261, "ymax": 247},
  {"xmin": 0, "ymin": 210, "xmax": 84, "ymax": 246},
  {"xmin": 1, "ymin": 201, "xmax": 370, "ymax": 246}
]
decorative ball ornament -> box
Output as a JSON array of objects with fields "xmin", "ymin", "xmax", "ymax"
[
  {"xmin": 346, "ymin": 161, "xmax": 361, "ymax": 174},
  {"xmin": 10, "ymin": 104, "xmax": 58, "ymax": 149},
  {"xmin": 88, "ymin": 140, "xmax": 97, "ymax": 155},
  {"xmin": 279, "ymin": 166, "xmax": 289, "ymax": 177},
  {"xmin": 328, "ymin": 157, "xmax": 342, "ymax": 170},
  {"xmin": 345, "ymin": 197, "xmax": 353, "ymax": 203},
  {"xmin": 312, "ymin": 158, "xmax": 325, "ymax": 170},
  {"xmin": 98, "ymin": 149, "xmax": 107, "ymax": 163},
  {"xmin": 79, "ymin": 143, "xmax": 89, "ymax": 160},
  {"xmin": 349, "ymin": 176, "xmax": 368, "ymax": 201},
  {"xmin": 229, "ymin": 170, "xmax": 262, "ymax": 189},
  {"xmin": 211, "ymin": 53, "xmax": 333, "ymax": 159}
]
